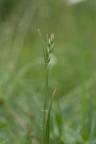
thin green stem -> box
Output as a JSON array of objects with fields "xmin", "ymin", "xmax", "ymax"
[
  {"xmin": 42, "ymin": 64, "xmax": 49, "ymax": 144},
  {"xmin": 44, "ymin": 64, "xmax": 49, "ymax": 109},
  {"xmin": 81, "ymin": 51, "xmax": 87, "ymax": 130}
]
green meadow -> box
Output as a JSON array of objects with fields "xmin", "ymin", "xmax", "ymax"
[{"xmin": 0, "ymin": 0, "xmax": 96, "ymax": 144}]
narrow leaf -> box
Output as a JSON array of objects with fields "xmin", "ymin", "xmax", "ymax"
[
  {"xmin": 38, "ymin": 29, "xmax": 46, "ymax": 62},
  {"xmin": 1, "ymin": 141, "xmax": 7, "ymax": 144},
  {"xmin": 44, "ymin": 88, "xmax": 56, "ymax": 144}
]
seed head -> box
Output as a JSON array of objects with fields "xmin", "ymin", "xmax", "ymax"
[{"xmin": 46, "ymin": 34, "xmax": 54, "ymax": 64}]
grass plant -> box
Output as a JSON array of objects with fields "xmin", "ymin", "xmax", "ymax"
[{"xmin": 38, "ymin": 30, "xmax": 55, "ymax": 144}]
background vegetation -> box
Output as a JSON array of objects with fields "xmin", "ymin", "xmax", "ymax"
[{"xmin": 0, "ymin": 0, "xmax": 96, "ymax": 143}]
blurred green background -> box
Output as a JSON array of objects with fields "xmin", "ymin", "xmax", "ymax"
[{"xmin": 0, "ymin": 0, "xmax": 96, "ymax": 143}]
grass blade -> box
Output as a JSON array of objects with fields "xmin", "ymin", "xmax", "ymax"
[
  {"xmin": 44, "ymin": 88, "xmax": 56, "ymax": 144},
  {"xmin": 38, "ymin": 29, "xmax": 46, "ymax": 63},
  {"xmin": 1, "ymin": 141, "xmax": 7, "ymax": 144}
]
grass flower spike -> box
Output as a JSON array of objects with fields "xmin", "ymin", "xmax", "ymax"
[{"xmin": 45, "ymin": 34, "xmax": 54, "ymax": 65}]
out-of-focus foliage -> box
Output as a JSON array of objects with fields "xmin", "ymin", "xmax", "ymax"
[{"xmin": 0, "ymin": 0, "xmax": 96, "ymax": 144}]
